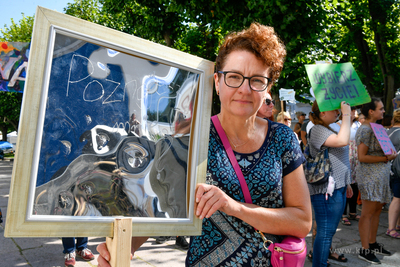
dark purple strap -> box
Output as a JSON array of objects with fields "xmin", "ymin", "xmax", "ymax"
[{"xmin": 211, "ymin": 115, "xmax": 252, "ymax": 204}]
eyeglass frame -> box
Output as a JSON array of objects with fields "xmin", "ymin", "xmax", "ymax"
[{"xmin": 217, "ymin": 71, "xmax": 271, "ymax": 92}]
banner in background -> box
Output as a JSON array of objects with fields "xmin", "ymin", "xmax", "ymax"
[
  {"xmin": 0, "ymin": 42, "xmax": 30, "ymax": 93},
  {"xmin": 305, "ymin": 62, "xmax": 370, "ymax": 112}
]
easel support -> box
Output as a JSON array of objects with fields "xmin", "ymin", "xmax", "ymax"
[{"xmin": 106, "ymin": 218, "xmax": 132, "ymax": 267}]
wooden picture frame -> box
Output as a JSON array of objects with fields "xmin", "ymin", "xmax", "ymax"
[{"xmin": 5, "ymin": 6, "xmax": 214, "ymax": 237}]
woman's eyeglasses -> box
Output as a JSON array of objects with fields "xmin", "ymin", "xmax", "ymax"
[
  {"xmin": 265, "ymin": 99, "xmax": 275, "ymax": 105},
  {"xmin": 217, "ymin": 71, "xmax": 271, "ymax": 92},
  {"xmin": 284, "ymin": 118, "xmax": 292, "ymax": 122}
]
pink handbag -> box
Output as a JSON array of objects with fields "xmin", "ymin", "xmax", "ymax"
[
  {"xmin": 212, "ymin": 115, "xmax": 307, "ymax": 267},
  {"xmin": 268, "ymin": 236, "xmax": 307, "ymax": 267}
]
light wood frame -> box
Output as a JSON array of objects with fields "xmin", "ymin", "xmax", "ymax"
[{"xmin": 5, "ymin": 6, "xmax": 214, "ymax": 237}]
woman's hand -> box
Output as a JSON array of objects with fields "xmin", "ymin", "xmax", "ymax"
[
  {"xmin": 387, "ymin": 150, "xmax": 398, "ymax": 161},
  {"xmin": 346, "ymin": 184, "xmax": 353, "ymax": 198},
  {"xmin": 96, "ymin": 243, "xmax": 112, "ymax": 267},
  {"xmin": 195, "ymin": 183, "xmax": 239, "ymax": 219},
  {"xmin": 340, "ymin": 101, "xmax": 351, "ymax": 116}
]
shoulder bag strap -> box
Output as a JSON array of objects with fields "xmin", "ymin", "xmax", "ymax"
[
  {"xmin": 211, "ymin": 115, "xmax": 252, "ymax": 204},
  {"xmin": 212, "ymin": 116, "xmax": 279, "ymax": 244},
  {"xmin": 388, "ymin": 128, "xmax": 400, "ymax": 138}
]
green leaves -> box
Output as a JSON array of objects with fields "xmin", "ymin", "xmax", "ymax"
[{"xmin": 0, "ymin": 14, "xmax": 34, "ymax": 42}]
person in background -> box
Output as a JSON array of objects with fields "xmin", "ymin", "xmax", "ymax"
[
  {"xmin": 358, "ymin": 113, "xmax": 366, "ymax": 124},
  {"xmin": 294, "ymin": 111, "xmax": 306, "ymax": 149},
  {"xmin": 381, "ymin": 114, "xmax": 393, "ymax": 130},
  {"xmin": 356, "ymin": 98, "xmax": 397, "ymax": 264},
  {"xmin": 301, "ymin": 112, "xmax": 312, "ymax": 147},
  {"xmin": 276, "ymin": 111, "xmax": 292, "ymax": 128},
  {"xmin": 256, "ymin": 93, "xmax": 274, "ymax": 119},
  {"xmin": 62, "ymin": 238, "xmax": 94, "ymax": 267},
  {"xmin": 386, "ymin": 109, "xmax": 400, "ymax": 239},
  {"xmin": 308, "ymin": 101, "xmax": 353, "ymax": 267},
  {"xmin": 129, "ymin": 113, "xmax": 140, "ymax": 136},
  {"xmin": 338, "ymin": 107, "xmax": 361, "ymax": 226},
  {"xmin": 97, "ymin": 22, "xmax": 312, "ymax": 267}
]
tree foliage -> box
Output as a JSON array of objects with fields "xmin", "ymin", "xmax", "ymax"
[
  {"xmin": 2, "ymin": 0, "xmax": 400, "ymax": 125},
  {"xmin": 311, "ymin": 0, "xmax": 400, "ymax": 113},
  {"xmin": 0, "ymin": 14, "xmax": 34, "ymax": 42}
]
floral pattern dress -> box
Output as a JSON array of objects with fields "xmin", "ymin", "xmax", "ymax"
[
  {"xmin": 185, "ymin": 120, "xmax": 304, "ymax": 267},
  {"xmin": 355, "ymin": 125, "xmax": 392, "ymax": 203}
]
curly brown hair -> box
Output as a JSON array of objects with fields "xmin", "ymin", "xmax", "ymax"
[{"xmin": 215, "ymin": 23, "xmax": 286, "ymax": 88}]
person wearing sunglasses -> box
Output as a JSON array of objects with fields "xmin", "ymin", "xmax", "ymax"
[
  {"xmin": 256, "ymin": 94, "xmax": 275, "ymax": 120},
  {"xmin": 277, "ymin": 111, "xmax": 292, "ymax": 127}
]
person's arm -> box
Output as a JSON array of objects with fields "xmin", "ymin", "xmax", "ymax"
[
  {"xmin": 294, "ymin": 123, "xmax": 301, "ymax": 135},
  {"xmin": 357, "ymin": 142, "xmax": 397, "ymax": 163},
  {"xmin": 324, "ymin": 102, "xmax": 351, "ymax": 148},
  {"xmin": 301, "ymin": 130, "xmax": 307, "ymax": 146},
  {"xmin": 195, "ymin": 165, "xmax": 312, "ymax": 238}
]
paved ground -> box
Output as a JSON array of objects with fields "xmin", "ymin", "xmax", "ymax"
[{"xmin": 1, "ymin": 159, "xmax": 399, "ymax": 266}]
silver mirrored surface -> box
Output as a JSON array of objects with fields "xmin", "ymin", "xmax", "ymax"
[{"xmin": 33, "ymin": 32, "xmax": 199, "ymax": 219}]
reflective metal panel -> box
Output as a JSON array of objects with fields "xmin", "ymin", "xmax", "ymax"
[{"xmin": 33, "ymin": 32, "xmax": 198, "ymax": 219}]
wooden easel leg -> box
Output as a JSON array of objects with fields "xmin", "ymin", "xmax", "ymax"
[{"xmin": 106, "ymin": 218, "xmax": 132, "ymax": 267}]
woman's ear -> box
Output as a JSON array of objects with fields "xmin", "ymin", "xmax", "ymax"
[
  {"xmin": 214, "ymin": 72, "xmax": 220, "ymax": 94},
  {"xmin": 369, "ymin": 109, "xmax": 373, "ymax": 117}
]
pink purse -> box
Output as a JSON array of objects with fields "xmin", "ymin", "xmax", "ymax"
[
  {"xmin": 268, "ymin": 236, "xmax": 307, "ymax": 267},
  {"xmin": 212, "ymin": 115, "xmax": 307, "ymax": 267}
]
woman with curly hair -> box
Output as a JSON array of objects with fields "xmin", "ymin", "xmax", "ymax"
[{"xmin": 97, "ymin": 23, "xmax": 312, "ymax": 267}]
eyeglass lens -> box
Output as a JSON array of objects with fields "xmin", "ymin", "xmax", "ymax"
[{"xmin": 224, "ymin": 72, "xmax": 269, "ymax": 91}]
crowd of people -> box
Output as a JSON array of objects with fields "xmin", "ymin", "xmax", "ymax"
[{"xmin": 56, "ymin": 22, "xmax": 398, "ymax": 267}]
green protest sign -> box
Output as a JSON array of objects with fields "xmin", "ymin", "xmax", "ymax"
[{"xmin": 305, "ymin": 63, "xmax": 371, "ymax": 112}]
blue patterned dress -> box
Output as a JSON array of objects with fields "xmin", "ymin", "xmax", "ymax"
[{"xmin": 186, "ymin": 120, "xmax": 305, "ymax": 267}]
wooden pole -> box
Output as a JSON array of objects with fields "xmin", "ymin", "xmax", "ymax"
[{"xmin": 106, "ymin": 218, "xmax": 132, "ymax": 267}]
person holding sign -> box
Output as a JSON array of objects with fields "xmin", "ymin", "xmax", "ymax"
[
  {"xmin": 355, "ymin": 98, "xmax": 397, "ymax": 264},
  {"xmin": 97, "ymin": 23, "xmax": 312, "ymax": 267},
  {"xmin": 307, "ymin": 100, "xmax": 353, "ymax": 267}
]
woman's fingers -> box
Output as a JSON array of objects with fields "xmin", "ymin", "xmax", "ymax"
[
  {"xmin": 195, "ymin": 183, "xmax": 212, "ymax": 203},
  {"xmin": 195, "ymin": 184, "xmax": 229, "ymax": 219},
  {"xmin": 96, "ymin": 243, "xmax": 111, "ymax": 267}
]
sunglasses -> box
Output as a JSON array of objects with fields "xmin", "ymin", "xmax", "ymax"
[
  {"xmin": 284, "ymin": 118, "xmax": 292, "ymax": 122},
  {"xmin": 265, "ymin": 99, "xmax": 275, "ymax": 105}
]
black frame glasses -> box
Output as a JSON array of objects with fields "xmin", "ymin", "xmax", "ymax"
[
  {"xmin": 265, "ymin": 99, "xmax": 275, "ymax": 105},
  {"xmin": 217, "ymin": 71, "xmax": 271, "ymax": 92}
]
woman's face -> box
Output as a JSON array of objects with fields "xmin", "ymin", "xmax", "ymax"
[
  {"xmin": 279, "ymin": 116, "xmax": 292, "ymax": 127},
  {"xmin": 215, "ymin": 50, "xmax": 269, "ymax": 119},
  {"xmin": 370, "ymin": 101, "xmax": 385, "ymax": 121},
  {"xmin": 321, "ymin": 109, "xmax": 340, "ymax": 124}
]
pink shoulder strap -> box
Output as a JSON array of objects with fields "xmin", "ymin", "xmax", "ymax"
[{"xmin": 211, "ymin": 115, "xmax": 252, "ymax": 204}]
